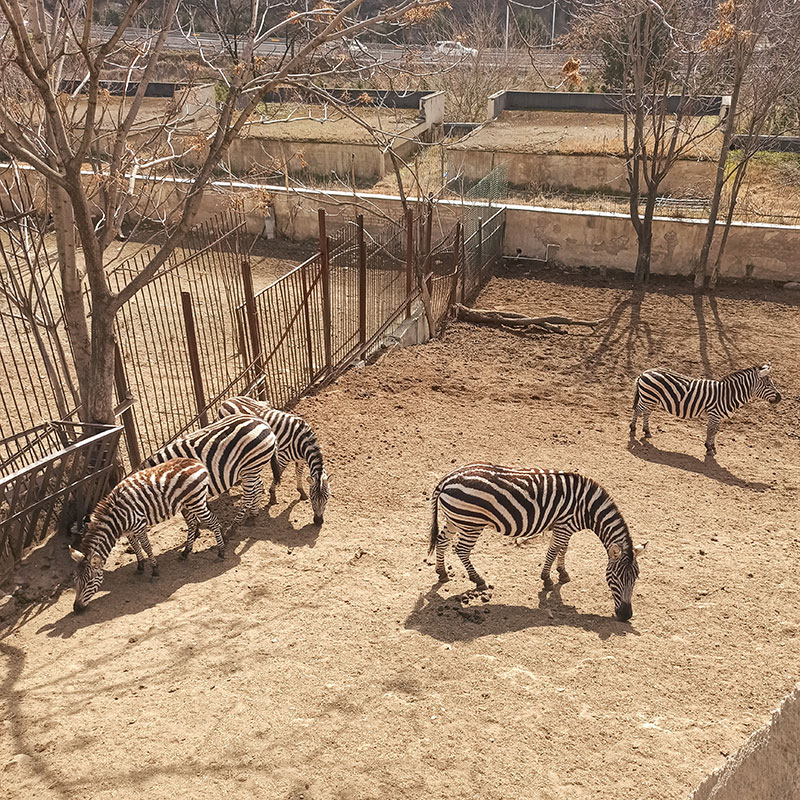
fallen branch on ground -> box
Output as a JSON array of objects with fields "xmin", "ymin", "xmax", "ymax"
[{"xmin": 454, "ymin": 304, "xmax": 606, "ymax": 335}]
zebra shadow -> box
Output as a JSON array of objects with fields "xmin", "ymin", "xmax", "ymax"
[
  {"xmin": 404, "ymin": 584, "xmax": 637, "ymax": 642},
  {"xmin": 627, "ymin": 438, "xmax": 770, "ymax": 491},
  {"xmin": 245, "ymin": 499, "xmax": 321, "ymax": 549},
  {"xmin": 37, "ymin": 543, "xmax": 241, "ymax": 637}
]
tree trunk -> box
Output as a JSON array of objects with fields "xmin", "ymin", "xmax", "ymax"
[
  {"xmin": 695, "ymin": 82, "xmax": 743, "ymax": 289},
  {"xmin": 50, "ymin": 182, "xmax": 93, "ymax": 418},
  {"xmin": 709, "ymin": 161, "xmax": 750, "ymax": 288},
  {"xmin": 87, "ymin": 304, "xmax": 118, "ymax": 426},
  {"xmin": 633, "ymin": 193, "xmax": 656, "ymax": 285}
]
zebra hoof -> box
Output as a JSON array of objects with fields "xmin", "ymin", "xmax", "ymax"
[
  {"xmin": 179, "ymin": 550, "xmax": 190, "ymax": 561},
  {"xmin": 151, "ymin": 573, "xmax": 160, "ymax": 582},
  {"xmin": 217, "ymin": 549, "xmax": 225, "ymax": 561},
  {"xmin": 557, "ymin": 569, "xmax": 571, "ymax": 583},
  {"xmin": 541, "ymin": 575, "xmax": 554, "ymax": 589},
  {"xmin": 136, "ymin": 562, "xmax": 145, "ymax": 574},
  {"xmin": 298, "ymin": 490, "xmax": 308, "ymax": 501},
  {"xmin": 435, "ymin": 569, "xmax": 450, "ymax": 584},
  {"xmin": 643, "ymin": 431, "xmax": 652, "ymax": 439}
]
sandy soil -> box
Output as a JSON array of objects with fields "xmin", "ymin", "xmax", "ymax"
[
  {"xmin": 2, "ymin": 266, "xmax": 800, "ymax": 800},
  {"xmin": 455, "ymin": 110, "xmax": 723, "ymax": 159}
]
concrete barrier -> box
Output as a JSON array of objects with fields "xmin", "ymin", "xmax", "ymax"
[{"xmin": 690, "ymin": 683, "xmax": 800, "ymax": 800}]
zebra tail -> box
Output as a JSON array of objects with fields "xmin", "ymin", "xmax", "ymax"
[
  {"xmin": 633, "ymin": 378, "xmax": 641, "ymax": 409},
  {"xmin": 428, "ymin": 484, "xmax": 442, "ymax": 555},
  {"xmin": 270, "ymin": 451, "xmax": 282, "ymax": 485}
]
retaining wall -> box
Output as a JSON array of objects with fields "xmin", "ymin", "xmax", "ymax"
[
  {"xmin": 449, "ymin": 147, "xmax": 716, "ymax": 194},
  {"xmin": 690, "ymin": 682, "xmax": 800, "ymax": 800}
]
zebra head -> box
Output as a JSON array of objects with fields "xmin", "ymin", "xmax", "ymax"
[
  {"xmin": 308, "ymin": 470, "xmax": 331, "ymax": 525},
  {"xmin": 753, "ymin": 363, "xmax": 781, "ymax": 404},
  {"xmin": 606, "ymin": 541, "xmax": 648, "ymax": 621},
  {"xmin": 70, "ymin": 546, "xmax": 104, "ymax": 613}
]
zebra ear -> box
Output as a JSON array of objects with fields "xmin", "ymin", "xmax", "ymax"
[
  {"xmin": 607, "ymin": 543, "xmax": 623, "ymax": 561},
  {"xmin": 89, "ymin": 553, "xmax": 104, "ymax": 569},
  {"xmin": 69, "ymin": 546, "xmax": 86, "ymax": 563},
  {"xmin": 634, "ymin": 541, "xmax": 649, "ymax": 559},
  {"xmin": 759, "ymin": 363, "xmax": 771, "ymax": 375}
]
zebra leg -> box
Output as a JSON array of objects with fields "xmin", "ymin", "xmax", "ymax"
[
  {"xmin": 127, "ymin": 535, "xmax": 147, "ymax": 575},
  {"xmin": 642, "ymin": 405, "xmax": 653, "ymax": 438},
  {"xmin": 629, "ymin": 406, "xmax": 639, "ymax": 437},
  {"xmin": 268, "ymin": 455, "xmax": 288, "ymax": 506},
  {"xmin": 434, "ymin": 522, "xmax": 452, "ymax": 582},
  {"xmin": 705, "ymin": 414, "xmax": 721, "ymax": 456},
  {"xmin": 232, "ymin": 469, "xmax": 264, "ymax": 526},
  {"xmin": 136, "ymin": 528, "xmax": 159, "ymax": 579},
  {"xmin": 179, "ymin": 510, "xmax": 200, "ymax": 560},
  {"xmin": 454, "ymin": 529, "xmax": 488, "ymax": 590},
  {"xmin": 556, "ymin": 547, "xmax": 571, "ymax": 584},
  {"xmin": 295, "ymin": 460, "xmax": 308, "ymax": 501},
  {"xmin": 197, "ymin": 504, "xmax": 225, "ymax": 560}
]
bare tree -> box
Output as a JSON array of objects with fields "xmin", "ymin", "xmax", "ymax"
[
  {"xmin": 694, "ymin": 0, "xmax": 800, "ymax": 288},
  {"xmin": 572, "ymin": 0, "xmax": 717, "ymax": 284},
  {"xmin": 0, "ymin": 0, "xmax": 445, "ymax": 427}
]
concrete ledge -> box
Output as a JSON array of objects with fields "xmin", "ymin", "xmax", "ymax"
[{"xmin": 690, "ymin": 683, "xmax": 800, "ymax": 800}]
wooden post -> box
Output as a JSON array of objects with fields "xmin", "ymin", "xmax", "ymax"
[
  {"xmin": 180, "ymin": 291, "xmax": 209, "ymax": 427},
  {"xmin": 299, "ymin": 259, "xmax": 316, "ymax": 383},
  {"xmin": 318, "ymin": 209, "xmax": 333, "ymax": 375},
  {"xmin": 358, "ymin": 214, "xmax": 367, "ymax": 347},
  {"xmin": 449, "ymin": 221, "xmax": 463, "ymax": 307},
  {"xmin": 113, "ymin": 343, "xmax": 142, "ymax": 468},
  {"xmin": 424, "ymin": 198, "xmax": 433, "ymax": 298},
  {"xmin": 405, "ymin": 209, "xmax": 414, "ymax": 319},
  {"xmin": 241, "ymin": 260, "xmax": 266, "ymax": 400}
]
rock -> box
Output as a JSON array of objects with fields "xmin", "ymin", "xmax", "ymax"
[
  {"xmin": 4, "ymin": 753, "xmax": 32, "ymax": 771},
  {"xmin": 0, "ymin": 595, "xmax": 15, "ymax": 616},
  {"xmin": 783, "ymin": 281, "xmax": 800, "ymax": 290}
]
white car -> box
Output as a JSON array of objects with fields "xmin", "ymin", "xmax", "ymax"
[{"xmin": 434, "ymin": 40, "xmax": 477, "ymax": 57}]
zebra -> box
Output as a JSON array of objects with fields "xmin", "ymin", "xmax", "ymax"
[
  {"xmin": 630, "ymin": 362, "xmax": 781, "ymax": 455},
  {"xmin": 142, "ymin": 414, "xmax": 280, "ymax": 527},
  {"xmin": 70, "ymin": 458, "xmax": 223, "ymax": 612},
  {"xmin": 429, "ymin": 463, "xmax": 647, "ymax": 621},
  {"xmin": 217, "ymin": 396, "xmax": 330, "ymax": 525}
]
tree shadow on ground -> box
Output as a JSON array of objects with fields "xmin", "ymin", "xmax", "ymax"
[
  {"xmin": 693, "ymin": 292, "xmax": 742, "ymax": 375},
  {"xmin": 405, "ymin": 583, "xmax": 637, "ymax": 643},
  {"xmin": 583, "ymin": 289, "xmax": 651, "ymax": 378},
  {"xmin": 627, "ymin": 437, "xmax": 770, "ymax": 491}
]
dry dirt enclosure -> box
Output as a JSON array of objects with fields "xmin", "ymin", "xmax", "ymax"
[{"xmin": 2, "ymin": 267, "xmax": 800, "ymax": 800}]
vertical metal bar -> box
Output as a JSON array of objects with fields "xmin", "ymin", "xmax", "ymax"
[
  {"xmin": 241, "ymin": 260, "xmax": 266, "ymax": 401},
  {"xmin": 180, "ymin": 291, "xmax": 209, "ymax": 427},
  {"xmin": 358, "ymin": 214, "xmax": 367, "ymax": 347},
  {"xmin": 477, "ymin": 217, "xmax": 484, "ymax": 273},
  {"xmin": 113, "ymin": 343, "xmax": 142, "ymax": 469},
  {"xmin": 405, "ymin": 209, "xmax": 414, "ymax": 319},
  {"xmin": 300, "ymin": 261, "xmax": 315, "ymax": 385},
  {"xmin": 318, "ymin": 209, "xmax": 333, "ymax": 375}
]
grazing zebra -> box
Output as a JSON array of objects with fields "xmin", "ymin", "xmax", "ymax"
[
  {"xmin": 218, "ymin": 396, "xmax": 330, "ymax": 525},
  {"xmin": 142, "ymin": 414, "xmax": 280, "ymax": 526},
  {"xmin": 429, "ymin": 463, "xmax": 647, "ymax": 621},
  {"xmin": 70, "ymin": 459, "xmax": 223, "ymax": 612},
  {"xmin": 630, "ymin": 362, "xmax": 781, "ymax": 455}
]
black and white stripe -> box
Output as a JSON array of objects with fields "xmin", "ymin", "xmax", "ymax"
[
  {"xmin": 142, "ymin": 414, "xmax": 280, "ymax": 525},
  {"xmin": 630, "ymin": 362, "xmax": 781, "ymax": 454},
  {"xmin": 429, "ymin": 463, "xmax": 647, "ymax": 620},
  {"xmin": 218, "ymin": 396, "xmax": 330, "ymax": 525},
  {"xmin": 70, "ymin": 458, "xmax": 223, "ymax": 612}
]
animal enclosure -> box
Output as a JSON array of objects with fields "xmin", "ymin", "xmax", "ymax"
[{"xmin": 2, "ymin": 268, "xmax": 798, "ymax": 799}]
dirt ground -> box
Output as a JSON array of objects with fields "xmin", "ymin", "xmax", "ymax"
[{"xmin": 2, "ymin": 266, "xmax": 800, "ymax": 800}]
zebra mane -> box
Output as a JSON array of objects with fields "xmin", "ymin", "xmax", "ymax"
[
  {"xmin": 586, "ymin": 477, "xmax": 633, "ymax": 553},
  {"xmin": 719, "ymin": 365, "xmax": 759, "ymax": 382},
  {"xmin": 80, "ymin": 494, "xmax": 116, "ymax": 551}
]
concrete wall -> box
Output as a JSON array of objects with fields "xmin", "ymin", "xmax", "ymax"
[
  {"xmin": 449, "ymin": 147, "xmax": 716, "ymax": 194},
  {"xmin": 260, "ymin": 188, "xmax": 800, "ymax": 283},
  {"xmin": 690, "ymin": 683, "xmax": 800, "ymax": 800}
]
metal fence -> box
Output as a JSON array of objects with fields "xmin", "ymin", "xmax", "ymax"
[
  {"xmin": 0, "ymin": 421, "xmax": 121, "ymax": 579},
  {"xmin": 0, "ymin": 198, "xmax": 506, "ymax": 572}
]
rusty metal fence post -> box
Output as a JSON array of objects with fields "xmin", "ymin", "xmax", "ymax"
[
  {"xmin": 318, "ymin": 209, "xmax": 333, "ymax": 375},
  {"xmin": 241, "ymin": 260, "xmax": 266, "ymax": 400},
  {"xmin": 180, "ymin": 291, "xmax": 209, "ymax": 427},
  {"xmin": 358, "ymin": 214, "xmax": 367, "ymax": 347},
  {"xmin": 113, "ymin": 343, "xmax": 142, "ymax": 468},
  {"xmin": 405, "ymin": 209, "xmax": 414, "ymax": 319}
]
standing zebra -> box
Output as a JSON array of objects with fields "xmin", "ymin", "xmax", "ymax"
[
  {"xmin": 429, "ymin": 463, "xmax": 647, "ymax": 621},
  {"xmin": 218, "ymin": 396, "xmax": 330, "ymax": 525},
  {"xmin": 630, "ymin": 362, "xmax": 781, "ymax": 455},
  {"xmin": 142, "ymin": 414, "xmax": 279, "ymax": 527},
  {"xmin": 70, "ymin": 458, "xmax": 223, "ymax": 612}
]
